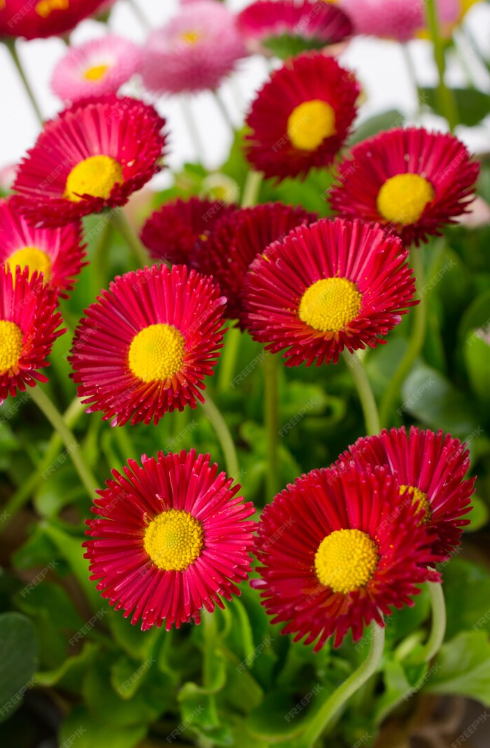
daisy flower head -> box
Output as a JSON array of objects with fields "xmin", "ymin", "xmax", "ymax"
[
  {"xmin": 243, "ymin": 217, "xmax": 416, "ymax": 367},
  {"xmin": 245, "ymin": 52, "xmax": 360, "ymax": 182},
  {"xmin": 12, "ymin": 96, "xmax": 166, "ymax": 228},
  {"xmin": 141, "ymin": 197, "xmax": 237, "ymax": 266},
  {"xmin": 141, "ymin": 1, "xmax": 247, "ymax": 95},
  {"xmin": 336, "ymin": 426, "xmax": 475, "ymax": 559},
  {"xmin": 237, "ymin": 0, "xmax": 353, "ymax": 59},
  {"xmin": 0, "ymin": 0, "xmax": 112, "ymax": 40},
  {"xmin": 253, "ymin": 462, "xmax": 440, "ymax": 649},
  {"xmin": 338, "ymin": 0, "xmax": 458, "ymax": 42},
  {"xmin": 330, "ymin": 128, "xmax": 480, "ymax": 246},
  {"xmin": 0, "ymin": 197, "xmax": 85, "ymax": 298},
  {"xmin": 0, "ymin": 266, "xmax": 64, "ymax": 404},
  {"xmin": 50, "ymin": 35, "xmax": 143, "ymax": 103},
  {"xmin": 69, "ymin": 264, "xmax": 227, "ymax": 427},
  {"xmin": 192, "ymin": 202, "xmax": 316, "ymax": 323},
  {"xmin": 84, "ymin": 450, "xmax": 255, "ymax": 631}
]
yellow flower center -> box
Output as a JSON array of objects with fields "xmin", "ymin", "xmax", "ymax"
[
  {"xmin": 144, "ymin": 509, "xmax": 204, "ymax": 571},
  {"xmin": 35, "ymin": 0, "xmax": 69, "ymax": 19},
  {"xmin": 299, "ymin": 277, "xmax": 362, "ymax": 333},
  {"xmin": 83, "ymin": 64, "xmax": 110, "ymax": 82},
  {"xmin": 400, "ymin": 484, "xmax": 431, "ymax": 524},
  {"xmin": 181, "ymin": 30, "xmax": 201, "ymax": 45},
  {"xmin": 377, "ymin": 174, "xmax": 435, "ymax": 226},
  {"xmin": 315, "ymin": 528, "xmax": 379, "ymax": 593},
  {"xmin": 287, "ymin": 99, "xmax": 336, "ymax": 152},
  {"xmin": 0, "ymin": 321, "xmax": 24, "ymax": 375},
  {"xmin": 64, "ymin": 155, "xmax": 124, "ymax": 203},
  {"xmin": 128, "ymin": 323, "xmax": 185, "ymax": 383},
  {"xmin": 6, "ymin": 246, "xmax": 52, "ymax": 282}
]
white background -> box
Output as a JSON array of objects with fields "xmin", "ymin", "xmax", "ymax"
[{"xmin": 1, "ymin": 0, "xmax": 490, "ymax": 179}]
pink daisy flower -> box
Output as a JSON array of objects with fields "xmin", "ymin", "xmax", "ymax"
[
  {"xmin": 253, "ymin": 462, "xmax": 440, "ymax": 649},
  {"xmin": 50, "ymin": 35, "xmax": 143, "ymax": 103},
  {"xmin": 0, "ymin": 266, "xmax": 64, "ymax": 405},
  {"xmin": 12, "ymin": 96, "xmax": 166, "ymax": 228},
  {"xmin": 0, "ymin": 198, "xmax": 85, "ymax": 298},
  {"xmin": 141, "ymin": 1, "xmax": 247, "ymax": 95},
  {"xmin": 69, "ymin": 264, "xmax": 227, "ymax": 427},
  {"xmin": 338, "ymin": 0, "xmax": 459, "ymax": 42},
  {"xmin": 237, "ymin": 0, "xmax": 353, "ymax": 58},
  {"xmin": 0, "ymin": 0, "xmax": 114, "ymax": 40},
  {"xmin": 243, "ymin": 218, "xmax": 417, "ymax": 366},
  {"xmin": 84, "ymin": 450, "xmax": 255, "ymax": 630}
]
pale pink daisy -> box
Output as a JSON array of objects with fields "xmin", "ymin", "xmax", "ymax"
[
  {"xmin": 51, "ymin": 35, "xmax": 143, "ymax": 103},
  {"xmin": 338, "ymin": 0, "xmax": 459, "ymax": 42},
  {"xmin": 141, "ymin": 1, "xmax": 247, "ymax": 95}
]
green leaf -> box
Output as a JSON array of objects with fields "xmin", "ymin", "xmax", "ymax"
[
  {"xmin": 465, "ymin": 331, "xmax": 490, "ymax": 404},
  {"xmin": 425, "ymin": 632, "xmax": 490, "ymax": 705},
  {"xmin": 107, "ymin": 608, "xmax": 161, "ymax": 662},
  {"xmin": 0, "ymin": 613, "xmax": 38, "ymax": 723},
  {"xmin": 246, "ymin": 686, "xmax": 328, "ymax": 742},
  {"xmin": 458, "ymin": 289, "xmax": 490, "ymax": 344},
  {"xmin": 465, "ymin": 494, "xmax": 489, "ymax": 532},
  {"xmin": 59, "ymin": 705, "xmax": 147, "ymax": 748},
  {"xmin": 420, "ymin": 87, "xmax": 490, "ymax": 127},
  {"xmin": 375, "ymin": 659, "xmax": 428, "ymax": 725},
  {"xmin": 36, "ymin": 643, "xmax": 99, "ymax": 692},
  {"xmin": 402, "ymin": 365, "xmax": 479, "ymax": 438},
  {"xmin": 349, "ymin": 110, "xmax": 404, "ymax": 146},
  {"xmin": 444, "ymin": 558, "xmax": 490, "ymax": 639}
]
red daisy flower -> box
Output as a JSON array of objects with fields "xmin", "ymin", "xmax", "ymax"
[
  {"xmin": 253, "ymin": 462, "xmax": 440, "ymax": 649},
  {"xmin": 329, "ymin": 128, "xmax": 480, "ymax": 245},
  {"xmin": 192, "ymin": 202, "xmax": 316, "ymax": 322},
  {"xmin": 0, "ymin": 266, "xmax": 64, "ymax": 405},
  {"xmin": 243, "ymin": 217, "xmax": 416, "ymax": 366},
  {"xmin": 12, "ymin": 96, "xmax": 166, "ymax": 228},
  {"xmin": 0, "ymin": 0, "xmax": 113, "ymax": 40},
  {"xmin": 237, "ymin": 0, "xmax": 353, "ymax": 59},
  {"xmin": 141, "ymin": 197, "xmax": 237, "ymax": 266},
  {"xmin": 244, "ymin": 52, "xmax": 360, "ymax": 182},
  {"xmin": 84, "ymin": 450, "xmax": 255, "ymax": 630},
  {"xmin": 335, "ymin": 427, "xmax": 475, "ymax": 559},
  {"xmin": 69, "ymin": 264, "xmax": 226, "ymax": 427},
  {"xmin": 0, "ymin": 198, "xmax": 85, "ymax": 298}
]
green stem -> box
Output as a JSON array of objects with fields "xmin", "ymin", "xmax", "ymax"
[
  {"xmin": 1, "ymin": 398, "xmax": 86, "ymax": 533},
  {"xmin": 213, "ymin": 90, "xmax": 235, "ymax": 134},
  {"xmin": 218, "ymin": 326, "xmax": 241, "ymax": 394},
  {"xmin": 416, "ymin": 581, "xmax": 447, "ymax": 663},
  {"xmin": 110, "ymin": 208, "xmax": 148, "ymax": 267},
  {"xmin": 379, "ymin": 250, "xmax": 427, "ymax": 428},
  {"xmin": 298, "ymin": 622, "xmax": 385, "ymax": 748},
  {"xmin": 264, "ymin": 352, "xmax": 279, "ymax": 500},
  {"xmin": 4, "ymin": 38, "xmax": 43, "ymax": 126},
  {"xmin": 241, "ymin": 171, "xmax": 263, "ymax": 208},
  {"xmin": 424, "ymin": 0, "xmax": 459, "ymax": 130},
  {"xmin": 200, "ymin": 395, "xmax": 239, "ymax": 479},
  {"xmin": 29, "ymin": 387, "xmax": 98, "ymax": 498},
  {"xmin": 342, "ymin": 351, "xmax": 380, "ymax": 436},
  {"xmin": 92, "ymin": 217, "xmax": 114, "ymax": 294},
  {"xmin": 181, "ymin": 97, "xmax": 205, "ymax": 164},
  {"xmin": 401, "ymin": 44, "xmax": 422, "ymax": 118}
]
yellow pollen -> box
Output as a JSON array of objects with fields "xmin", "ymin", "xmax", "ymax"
[
  {"xmin": 287, "ymin": 99, "xmax": 336, "ymax": 152},
  {"xmin": 128, "ymin": 323, "xmax": 185, "ymax": 383},
  {"xmin": 35, "ymin": 0, "xmax": 69, "ymax": 19},
  {"xmin": 181, "ymin": 30, "xmax": 201, "ymax": 45},
  {"xmin": 144, "ymin": 509, "xmax": 204, "ymax": 571},
  {"xmin": 64, "ymin": 155, "xmax": 124, "ymax": 203},
  {"xmin": 400, "ymin": 484, "xmax": 432, "ymax": 524},
  {"xmin": 6, "ymin": 246, "xmax": 52, "ymax": 283},
  {"xmin": 315, "ymin": 528, "xmax": 379, "ymax": 593},
  {"xmin": 0, "ymin": 320, "xmax": 24, "ymax": 375},
  {"xmin": 83, "ymin": 64, "xmax": 110, "ymax": 82},
  {"xmin": 377, "ymin": 174, "xmax": 435, "ymax": 226},
  {"xmin": 299, "ymin": 277, "xmax": 362, "ymax": 333}
]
